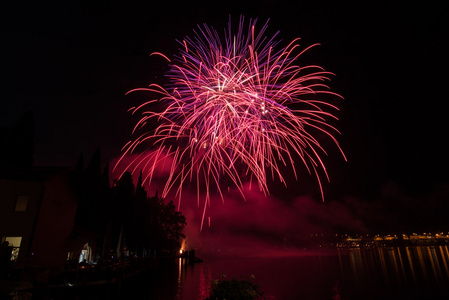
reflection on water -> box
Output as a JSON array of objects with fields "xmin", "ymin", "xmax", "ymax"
[
  {"xmin": 36, "ymin": 245, "xmax": 449, "ymax": 299},
  {"xmin": 336, "ymin": 245, "xmax": 449, "ymax": 299},
  {"xmin": 175, "ymin": 257, "xmax": 212, "ymax": 300},
  {"xmin": 198, "ymin": 264, "xmax": 211, "ymax": 299},
  {"xmin": 173, "ymin": 246, "xmax": 449, "ymax": 300}
]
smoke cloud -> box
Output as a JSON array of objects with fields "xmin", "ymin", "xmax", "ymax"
[{"xmin": 111, "ymin": 154, "xmax": 449, "ymax": 257}]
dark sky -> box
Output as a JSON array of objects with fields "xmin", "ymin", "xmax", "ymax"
[{"xmin": 2, "ymin": 1, "xmax": 449, "ymax": 240}]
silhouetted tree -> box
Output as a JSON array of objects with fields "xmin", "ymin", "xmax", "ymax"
[
  {"xmin": 111, "ymin": 172, "xmax": 187, "ymax": 257},
  {"xmin": 112, "ymin": 172, "xmax": 134, "ymax": 257},
  {"xmin": 155, "ymin": 199, "xmax": 186, "ymax": 251},
  {"xmin": 141, "ymin": 193, "xmax": 187, "ymax": 255},
  {"xmin": 73, "ymin": 148, "xmax": 112, "ymax": 259}
]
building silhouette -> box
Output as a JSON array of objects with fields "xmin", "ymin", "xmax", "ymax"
[{"xmin": 0, "ymin": 167, "xmax": 81, "ymax": 271}]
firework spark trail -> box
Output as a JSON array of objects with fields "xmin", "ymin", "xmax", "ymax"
[{"xmin": 116, "ymin": 16, "xmax": 346, "ymax": 230}]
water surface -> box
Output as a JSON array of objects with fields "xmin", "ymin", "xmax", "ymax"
[
  {"xmin": 41, "ymin": 245, "xmax": 449, "ymax": 299},
  {"xmin": 156, "ymin": 246, "xmax": 449, "ymax": 299}
]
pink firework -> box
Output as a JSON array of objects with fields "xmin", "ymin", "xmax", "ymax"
[{"xmin": 116, "ymin": 16, "xmax": 346, "ymax": 229}]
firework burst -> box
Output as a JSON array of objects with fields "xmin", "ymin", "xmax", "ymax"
[{"xmin": 115, "ymin": 16, "xmax": 346, "ymax": 229}]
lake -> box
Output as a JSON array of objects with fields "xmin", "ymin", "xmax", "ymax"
[
  {"xmin": 31, "ymin": 245, "xmax": 449, "ymax": 299},
  {"xmin": 118, "ymin": 245, "xmax": 449, "ymax": 300}
]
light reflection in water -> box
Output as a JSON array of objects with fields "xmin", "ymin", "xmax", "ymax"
[
  {"xmin": 387, "ymin": 248, "xmax": 401, "ymax": 283},
  {"xmin": 173, "ymin": 246, "xmax": 449, "ymax": 300},
  {"xmin": 337, "ymin": 248, "xmax": 344, "ymax": 278},
  {"xmin": 440, "ymin": 246, "xmax": 449, "ymax": 278},
  {"xmin": 344, "ymin": 245, "xmax": 449, "ymax": 291},
  {"xmin": 377, "ymin": 247, "xmax": 388, "ymax": 281},
  {"xmin": 198, "ymin": 264, "xmax": 211, "ymax": 300},
  {"xmin": 395, "ymin": 247, "xmax": 407, "ymax": 285},
  {"xmin": 428, "ymin": 247, "xmax": 441, "ymax": 284},
  {"xmin": 176, "ymin": 257, "xmax": 211, "ymax": 300},
  {"xmin": 406, "ymin": 246, "xmax": 418, "ymax": 284},
  {"xmin": 348, "ymin": 248, "xmax": 364, "ymax": 281},
  {"xmin": 416, "ymin": 246, "xmax": 429, "ymax": 282},
  {"xmin": 177, "ymin": 257, "xmax": 183, "ymax": 298}
]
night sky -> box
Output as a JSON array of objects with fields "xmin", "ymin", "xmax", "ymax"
[{"xmin": 2, "ymin": 1, "xmax": 449, "ymax": 249}]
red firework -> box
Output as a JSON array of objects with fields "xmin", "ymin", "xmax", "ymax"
[{"xmin": 115, "ymin": 16, "xmax": 346, "ymax": 229}]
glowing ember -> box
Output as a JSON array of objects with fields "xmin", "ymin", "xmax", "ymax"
[{"xmin": 116, "ymin": 16, "xmax": 345, "ymax": 229}]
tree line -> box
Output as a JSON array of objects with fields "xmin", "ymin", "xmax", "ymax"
[{"xmin": 74, "ymin": 149, "xmax": 187, "ymax": 261}]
